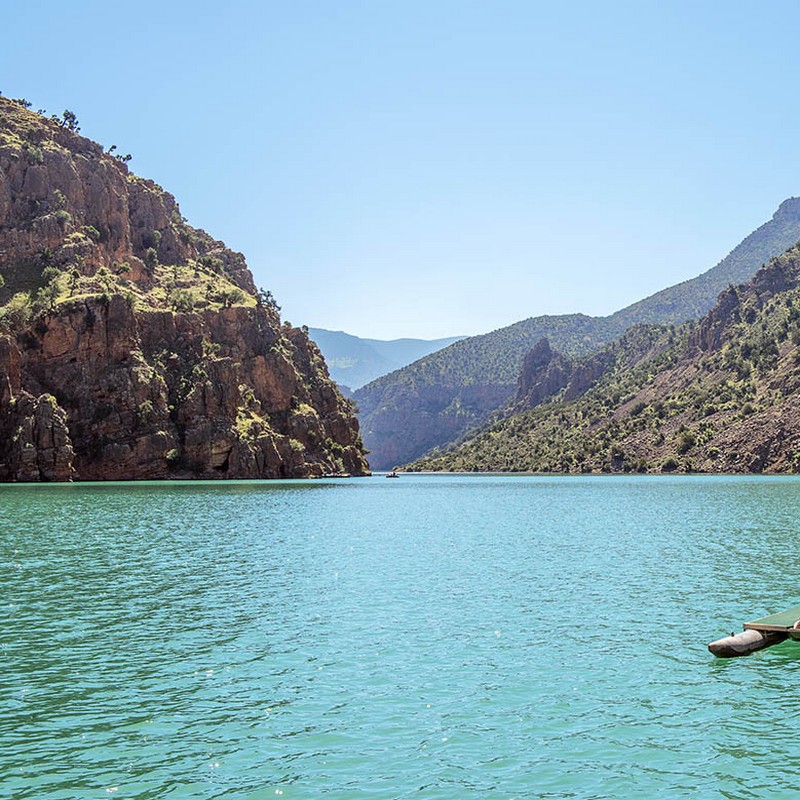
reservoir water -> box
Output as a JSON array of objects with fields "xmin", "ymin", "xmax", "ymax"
[{"xmin": 3, "ymin": 474, "xmax": 800, "ymax": 799}]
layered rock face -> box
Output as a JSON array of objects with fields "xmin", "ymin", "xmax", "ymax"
[
  {"xmin": 0, "ymin": 98, "xmax": 368, "ymax": 480},
  {"xmin": 513, "ymin": 339, "xmax": 572, "ymax": 410}
]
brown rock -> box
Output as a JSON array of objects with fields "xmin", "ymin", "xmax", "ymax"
[{"xmin": 0, "ymin": 98, "xmax": 369, "ymax": 481}]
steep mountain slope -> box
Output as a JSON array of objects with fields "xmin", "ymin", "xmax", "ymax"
[
  {"xmin": 606, "ymin": 197, "xmax": 800, "ymax": 330},
  {"xmin": 356, "ymin": 199, "xmax": 800, "ymax": 469},
  {"xmin": 308, "ymin": 327, "xmax": 464, "ymax": 389},
  {"xmin": 0, "ymin": 97, "xmax": 368, "ymax": 480},
  {"xmin": 409, "ymin": 244, "xmax": 800, "ymax": 474}
]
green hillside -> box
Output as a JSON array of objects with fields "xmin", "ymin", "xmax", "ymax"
[
  {"xmin": 355, "ymin": 199, "xmax": 800, "ymax": 470},
  {"xmin": 409, "ymin": 244, "xmax": 800, "ymax": 474}
]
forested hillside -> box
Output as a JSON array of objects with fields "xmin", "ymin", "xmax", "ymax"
[
  {"xmin": 409, "ymin": 244, "xmax": 800, "ymax": 474},
  {"xmin": 356, "ymin": 199, "xmax": 800, "ymax": 469}
]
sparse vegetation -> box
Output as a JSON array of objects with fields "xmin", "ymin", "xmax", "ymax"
[
  {"xmin": 408, "ymin": 243, "xmax": 800, "ymax": 474},
  {"xmin": 0, "ymin": 93, "xmax": 368, "ymax": 481},
  {"xmin": 0, "ymin": 292, "xmax": 33, "ymax": 330},
  {"xmin": 168, "ymin": 288, "xmax": 194, "ymax": 312},
  {"xmin": 23, "ymin": 143, "xmax": 43, "ymax": 164},
  {"xmin": 257, "ymin": 287, "xmax": 281, "ymax": 312},
  {"xmin": 356, "ymin": 198, "xmax": 800, "ymax": 469},
  {"xmin": 52, "ymin": 109, "xmax": 80, "ymax": 132}
]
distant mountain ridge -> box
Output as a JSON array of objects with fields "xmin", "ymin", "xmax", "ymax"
[
  {"xmin": 606, "ymin": 197, "xmax": 800, "ymax": 330},
  {"xmin": 355, "ymin": 198, "xmax": 800, "ymax": 470},
  {"xmin": 409, "ymin": 242, "xmax": 800, "ymax": 474},
  {"xmin": 308, "ymin": 328, "xmax": 464, "ymax": 389}
]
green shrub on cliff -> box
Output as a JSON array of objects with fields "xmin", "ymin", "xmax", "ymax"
[
  {"xmin": 0, "ymin": 292, "xmax": 33, "ymax": 330},
  {"xmin": 221, "ymin": 287, "xmax": 247, "ymax": 307},
  {"xmin": 168, "ymin": 288, "xmax": 194, "ymax": 312},
  {"xmin": 23, "ymin": 143, "xmax": 43, "ymax": 164},
  {"xmin": 82, "ymin": 225, "xmax": 101, "ymax": 242}
]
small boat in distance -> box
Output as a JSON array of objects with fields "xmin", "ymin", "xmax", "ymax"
[{"xmin": 386, "ymin": 471, "xmax": 399, "ymax": 478}]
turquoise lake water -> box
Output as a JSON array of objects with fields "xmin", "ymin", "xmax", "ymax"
[{"xmin": 4, "ymin": 474, "xmax": 800, "ymax": 799}]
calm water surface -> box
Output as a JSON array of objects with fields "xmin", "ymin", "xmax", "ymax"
[{"xmin": 3, "ymin": 474, "xmax": 800, "ymax": 799}]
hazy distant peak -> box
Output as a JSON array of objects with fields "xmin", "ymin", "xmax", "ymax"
[
  {"xmin": 773, "ymin": 197, "xmax": 800, "ymax": 220},
  {"xmin": 308, "ymin": 328, "xmax": 466, "ymax": 389}
]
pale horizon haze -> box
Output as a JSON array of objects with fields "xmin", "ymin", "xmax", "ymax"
[{"xmin": 4, "ymin": 1, "xmax": 800, "ymax": 339}]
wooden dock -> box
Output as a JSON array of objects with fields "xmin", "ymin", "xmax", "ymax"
[
  {"xmin": 745, "ymin": 606, "xmax": 800, "ymax": 638},
  {"xmin": 709, "ymin": 605, "xmax": 800, "ymax": 657}
]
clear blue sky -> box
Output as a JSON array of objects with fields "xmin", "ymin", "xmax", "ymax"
[{"xmin": 4, "ymin": 1, "xmax": 800, "ymax": 338}]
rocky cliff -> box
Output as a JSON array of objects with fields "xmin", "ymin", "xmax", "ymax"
[{"xmin": 0, "ymin": 97, "xmax": 368, "ymax": 480}]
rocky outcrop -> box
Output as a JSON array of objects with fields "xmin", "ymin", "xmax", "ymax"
[
  {"xmin": 0, "ymin": 390, "xmax": 75, "ymax": 481},
  {"xmin": 358, "ymin": 380, "xmax": 511, "ymax": 470},
  {"xmin": 0, "ymin": 102, "xmax": 255, "ymax": 293},
  {"xmin": 514, "ymin": 339, "xmax": 572, "ymax": 410},
  {"xmin": 0, "ymin": 97, "xmax": 368, "ymax": 480},
  {"xmin": 514, "ymin": 329, "xmax": 670, "ymax": 412}
]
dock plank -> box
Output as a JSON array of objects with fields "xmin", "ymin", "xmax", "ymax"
[{"xmin": 744, "ymin": 606, "xmax": 800, "ymax": 632}]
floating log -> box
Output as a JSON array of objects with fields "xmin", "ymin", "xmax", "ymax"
[{"xmin": 709, "ymin": 605, "xmax": 800, "ymax": 658}]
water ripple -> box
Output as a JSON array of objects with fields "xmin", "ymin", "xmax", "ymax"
[{"xmin": 4, "ymin": 475, "xmax": 800, "ymax": 797}]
